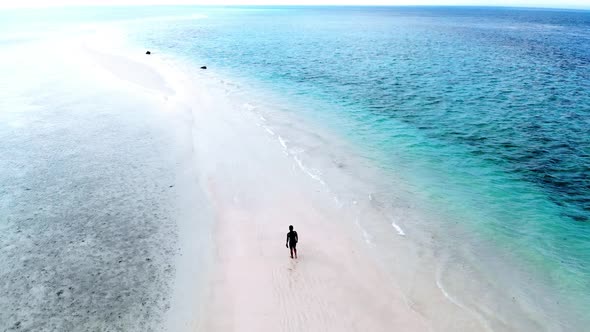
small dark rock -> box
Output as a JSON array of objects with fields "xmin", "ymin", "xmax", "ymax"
[
  {"xmin": 146, "ymin": 258, "xmax": 151, "ymax": 261},
  {"xmin": 169, "ymin": 185, "xmax": 174, "ymax": 188},
  {"xmin": 200, "ymin": 66, "xmax": 207, "ymax": 70},
  {"xmin": 15, "ymin": 321, "xmax": 21, "ymax": 328},
  {"xmin": 146, "ymin": 51, "xmax": 151, "ymax": 55},
  {"xmin": 56, "ymin": 290, "xmax": 64, "ymax": 296}
]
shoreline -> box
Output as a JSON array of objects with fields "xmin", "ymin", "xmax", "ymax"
[
  {"xmin": 83, "ymin": 44, "xmax": 521, "ymax": 331},
  {"xmin": 65, "ymin": 34, "xmax": 583, "ymax": 331},
  {"xmin": 2, "ymin": 7, "xmax": 589, "ymax": 330},
  {"xmin": 178, "ymin": 70, "xmax": 431, "ymax": 331},
  {"xmin": 79, "ymin": 43, "xmax": 435, "ymax": 330}
]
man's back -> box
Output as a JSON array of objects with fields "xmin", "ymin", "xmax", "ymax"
[{"xmin": 287, "ymin": 231, "xmax": 298, "ymax": 244}]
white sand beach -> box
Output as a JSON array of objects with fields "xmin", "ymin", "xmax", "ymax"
[
  {"xmin": 172, "ymin": 73, "xmax": 431, "ymax": 332},
  {"xmin": 77, "ymin": 41, "xmax": 490, "ymax": 331}
]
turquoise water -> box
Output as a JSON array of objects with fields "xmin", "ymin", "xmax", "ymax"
[
  {"xmin": 140, "ymin": 6, "xmax": 590, "ymax": 222},
  {"xmin": 1, "ymin": 5, "xmax": 589, "ymax": 329},
  {"xmin": 136, "ymin": 3, "xmax": 590, "ymax": 291},
  {"xmin": 134, "ymin": 6, "xmax": 590, "ymax": 326}
]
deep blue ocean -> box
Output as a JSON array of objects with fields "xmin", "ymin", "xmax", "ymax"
[{"xmin": 1, "ymin": 5, "xmax": 589, "ymax": 329}]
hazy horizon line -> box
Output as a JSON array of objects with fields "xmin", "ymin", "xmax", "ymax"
[{"xmin": 2, "ymin": 4, "xmax": 589, "ymax": 10}]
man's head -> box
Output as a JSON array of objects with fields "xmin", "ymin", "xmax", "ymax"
[{"xmin": 289, "ymin": 225, "xmax": 294, "ymax": 231}]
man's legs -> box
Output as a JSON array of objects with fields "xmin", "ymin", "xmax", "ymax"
[
  {"xmin": 294, "ymin": 247, "xmax": 297, "ymax": 259},
  {"xmin": 289, "ymin": 247, "xmax": 294, "ymax": 258}
]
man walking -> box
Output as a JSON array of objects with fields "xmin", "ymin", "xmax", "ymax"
[{"xmin": 286, "ymin": 225, "xmax": 298, "ymax": 259}]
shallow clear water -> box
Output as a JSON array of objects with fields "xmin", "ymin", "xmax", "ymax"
[
  {"xmin": 0, "ymin": 24, "xmax": 184, "ymax": 331},
  {"xmin": 1, "ymin": 5, "xmax": 589, "ymax": 330}
]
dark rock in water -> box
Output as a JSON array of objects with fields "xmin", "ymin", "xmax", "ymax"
[
  {"xmin": 146, "ymin": 51, "xmax": 151, "ymax": 55},
  {"xmin": 200, "ymin": 66, "xmax": 207, "ymax": 69}
]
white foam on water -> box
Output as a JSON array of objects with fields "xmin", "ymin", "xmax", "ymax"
[
  {"xmin": 277, "ymin": 136, "xmax": 289, "ymax": 156},
  {"xmin": 293, "ymin": 155, "xmax": 326, "ymax": 186},
  {"xmin": 288, "ymin": 146, "xmax": 305, "ymax": 155},
  {"xmin": 243, "ymin": 102, "xmax": 257, "ymax": 111},
  {"xmin": 278, "ymin": 136, "xmax": 288, "ymax": 149},
  {"xmin": 390, "ymin": 217, "xmax": 406, "ymax": 236},
  {"xmin": 264, "ymin": 126, "xmax": 275, "ymax": 136},
  {"xmin": 435, "ymin": 263, "xmax": 493, "ymax": 332},
  {"xmin": 367, "ymin": 194, "xmax": 406, "ymax": 236},
  {"xmin": 259, "ymin": 121, "xmax": 328, "ymax": 188}
]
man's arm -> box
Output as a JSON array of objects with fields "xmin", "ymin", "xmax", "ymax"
[
  {"xmin": 295, "ymin": 232, "xmax": 298, "ymax": 243},
  {"xmin": 286, "ymin": 233, "xmax": 289, "ymax": 247}
]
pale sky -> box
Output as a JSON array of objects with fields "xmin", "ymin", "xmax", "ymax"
[{"xmin": 0, "ymin": 0, "xmax": 588, "ymax": 10}]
